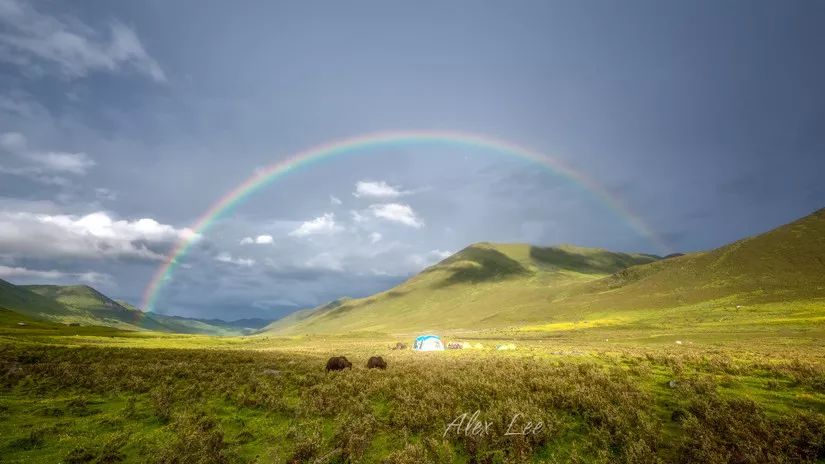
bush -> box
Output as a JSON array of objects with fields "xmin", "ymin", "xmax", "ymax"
[
  {"xmin": 678, "ymin": 396, "xmax": 825, "ymax": 463},
  {"xmin": 8, "ymin": 427, "xmax": 47, "ymax": 451},
  {"xmin": 151, "ymin": 385, "xmax": 174, "ymax": 423},
  {"xmin": 1, "ymin": 343, "xmax": 823, "ymax": 463},
  {"xmin": 155, "ymin": 412, "xmax": 233, "ymax": 464}
]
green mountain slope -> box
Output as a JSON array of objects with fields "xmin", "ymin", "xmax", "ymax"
[
  {"xmin": 262, "ymin": 243, "xmax": 660, "ymax": 334},
  {"xmin": 113, "ymin": 300, "xmax": 236, "ymax": 335},
  {"xmin": 22, "ymin": 285, "xmax": 170, "ymax": 331},
  {"xmin": 1, "ymin": 282, "xmax": 269, "ymax": 335},
  {"xmin": 265, "ymin": 208, "xmax": 825, "ymax": 336},
  {"xmin": 148, "ymin": 314, "xmax": 245, "ymax": 336},
  {"xmin": 0, "ymin": 306, "xmax": 54, "ymax": 330},
  {"xmin": 567, "ymin": 207, "xmax": 825, "ymax": 310},
  {"xmin": 116, "ymin": 301, "xmax": 271, "ymax": 335},
  {"xmin": 0, "ymin": 279, "xmax": 77, "ymax": 320}
]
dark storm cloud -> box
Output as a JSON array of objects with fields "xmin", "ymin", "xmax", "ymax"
[{"xmin": 806, "ymin": 185, "xmax": 825, "ymax": 205}]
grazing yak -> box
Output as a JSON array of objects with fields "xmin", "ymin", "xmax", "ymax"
[
  {"xmin": 325, "ymin": 356, "xmax": 352, "ymax": 371},
  {"xmin": 391, "ymin": 342, "xmax": 408, "ymax": 350},
  {"xmin": 366, "ymin": 356, "xmax": 387, "ymax": 369}
]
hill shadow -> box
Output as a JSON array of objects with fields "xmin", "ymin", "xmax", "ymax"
[
  {"xmin": 529, "ymin": 246, "xmax": 655, "ymax": 274},
  {"xmin": 432, "ymin": 247, "xmax": 530, "ymax": 288}
]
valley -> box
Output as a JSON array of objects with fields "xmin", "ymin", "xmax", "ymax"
[{"xmin": 1, "ymin": 209, "xmax": 824, "ymax": 463}]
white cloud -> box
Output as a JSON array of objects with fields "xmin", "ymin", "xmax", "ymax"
[
  {"xmin": 330, "ymin": 195, "xmax": 342, "ymax": 205},
  {"xmin": 0, "ymin": 92, "xmax": 45, "ymax": 118},
  {"xmin": 353, "ymin": 180, "xmax": 406, "ymax": 199},
  {"xmin": 0, "ymin": 265, "xmax": 64, "ymax": 280},
  {"xmin": 369, "ymin": 232, "xmax": 382, "ymax": 243},
  {"xmin": 0, "ymin": 131, "xmax": 26, "ymax": 151},
  {"xmin": 240, "ymin": 234, "xmax": 273, "ymax": 245},
  {"xmin": 0, "ymin": 211, "xmax": 194, "ymax": 261},
  {"xmin": 94, "ymin": 188, "xmax": 117, "ymax": 201},
  {"xmin": 0, "ymin": 265, "xmax": 111, "ymax": 284},
  {"xmin": 0, "ymin": 197, "xmax": 59, "ymax": 214},
  {"xmin": 289, "ymin": 213, "xmax": 342, "ymax": 237},
  {"xmin": 0, "ymin": 132, "xmax": 95, "ymax": 177},
  {"xmin": 0, "ymin": 0, "xmax": 165, "ymax": 81},
  {"xmin": 431, "ymin": 249, "xmax": 453, "ymax": 260},
  {"xmin": 369, "ymin": 203, "xmax": 423, "ymax": 228},
  {"xmin": 408, "ymin": 249, "xmax": 454, "ymax": 268},
  {"xmin": 215, "ymin": 252, "xmax": 255, "ymax": 267},
  {"xmin": 254, "ymin": 234, "xmax": 273, "ymax": 244},
  {"xmin": 25, "ymin": 151, "xmax": 95, "ymax": 174},
  {"xmin": 305, "ymin": 252, "xmax": 343, "ymax": 271},
  {"xmin": 350, "ymin": 210, "xmax": 367, "ymax": 223},
  {"xmin": 252, "ymin": 298, "xmax": 300, "ymax": 310},
  {"xmin": 0, "ymin": 165, "xmax": 72, "ymax": 186}
]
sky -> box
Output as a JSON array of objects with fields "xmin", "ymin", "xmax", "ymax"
[{"xmin": 1, "ymin": 0, "xmax": 823, "ymax": 321}]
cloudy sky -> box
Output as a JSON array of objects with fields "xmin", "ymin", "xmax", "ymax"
[{"xmin": 1, "ymin": 1, "xmax": 823, "ymax": 320}]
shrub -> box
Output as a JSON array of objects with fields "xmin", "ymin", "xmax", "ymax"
[
  {"xmin": 65, "ymin": 447, "xmax": 96, "ymax": 464},
  {"xmin": 151, "ymin": 385, "xmax": 174, "ymax": 423},
  {"xmin": 155, "ymin": 412, "xmax": 233, "ymax": 464},
  {"xmin": 7, "ymin": 427, "xmax": 47, "ymax": 451}
]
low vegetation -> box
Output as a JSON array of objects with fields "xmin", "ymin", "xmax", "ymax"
[{"xmin": 1, "ymin": 330, "xmax": 824, "ymax": 463}]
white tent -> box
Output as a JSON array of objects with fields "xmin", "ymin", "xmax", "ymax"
[{"xmin": 413, "ymin": 334, "xmax": 444, "ymax": 351}]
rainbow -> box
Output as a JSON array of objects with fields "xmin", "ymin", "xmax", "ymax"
[{"xmin": 141, "ymin": 130, "xmax": 669, "ymax": 312}]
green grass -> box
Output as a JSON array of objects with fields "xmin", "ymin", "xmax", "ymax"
[{"xmin": 0, "ymin": 328, "xmax": 823, "ymax": 463}]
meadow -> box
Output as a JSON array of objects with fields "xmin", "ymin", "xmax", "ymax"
[{"xmin": 1, "ymin": 323, "xmax": 824, "ymax": 464}]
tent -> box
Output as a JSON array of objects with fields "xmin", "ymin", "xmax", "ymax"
[{"xmin": 413, "ymin": 334, "xmax": 444, "ymax": 351}]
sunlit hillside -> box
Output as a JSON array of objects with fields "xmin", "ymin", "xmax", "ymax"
[
  {"xmin": 264, "ymin": 209, "xmax": 825, "ymax": 336},
  {"xmin": 262, "ymin": 243, "xmax": 660, "ymax": 334}
]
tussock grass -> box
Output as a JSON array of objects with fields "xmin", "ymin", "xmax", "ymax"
[{"xmin": 1, "ymin": 337, "xmax": 823, "ymax": 463}]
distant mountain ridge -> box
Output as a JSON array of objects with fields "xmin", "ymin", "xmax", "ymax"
[{"xmin": 1, "ymin": 282, "xmax": 273, "ymax": 335}]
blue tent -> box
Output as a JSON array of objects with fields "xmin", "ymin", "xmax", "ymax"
[{"xmin": 413, "ymin": 334, "xmax": 444, "ymax": 351}]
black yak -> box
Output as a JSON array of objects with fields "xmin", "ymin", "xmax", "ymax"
[
  {"xmin": 325, "ymin": 356, "xmax": 352, "ymax": 371},
  {"xmin": 366, "ymin": 356, "xmax": 387, "ymax": 369}
]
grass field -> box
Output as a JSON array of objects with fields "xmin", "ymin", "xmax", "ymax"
[{"xmin": 2, "ymin": 320, "xmax": 824, "ymax": 464}]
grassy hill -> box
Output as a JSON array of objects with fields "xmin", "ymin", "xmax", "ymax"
[
  {"xmin": 1, "ymin": 282, "xmax": 269, "ymax": 335},
  {"xmin": 113, "ymin": 300, "xmax": 240, "ymax": 335},
  {"xmin": 264, "ymin": 208, "xmax": 825, "ymax": 336},
  {"xmin": 0, "ymin": 306, "xmax": 55, "ymax": 330},
  {"xmin": 147, "ymin": 313, "xmax": 249, "ymax": 336},
  {"xmin": 599, "ymin": 207, "xmax": 825, "ymax": 306},
  {"xmin": 22, "ymin": 284, "xmax": 171, "ymax": 331},
  {"xmin": 518, "ymin": 207, "xmax": 825, "ymax": 318},
  {"xmin": 503, "ymin": 207, "xmax": 825, "ymax": 334},
  {"xmin": 115, "ymin": 300, "xmax": 271, "ymax": 335},
  {"xmin": 0, "ymin": 279, "xmax": 78, "ymax": 320},
  {"xmin": 262, "ymin": 243, "xmax": 660, "ymax": 334}
]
